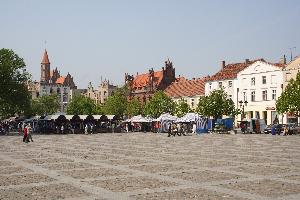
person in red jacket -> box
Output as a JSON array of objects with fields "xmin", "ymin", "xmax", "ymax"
[{"xmin": 23, "ymin": 125, "xmax": 28, "ymax": 143}]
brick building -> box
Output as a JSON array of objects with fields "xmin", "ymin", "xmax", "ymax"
[{"xmin": 125, "ymin": 59, "xmax": 176, "ymax": 104}]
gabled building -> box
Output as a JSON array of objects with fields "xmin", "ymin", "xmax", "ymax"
[
  {"xmin": 27, "ymin": 50, "xmax": 77, "ymax": 113},
  {"xmin": 283, "ymin": 55, "xmax": 300, "ymax": 89},
  {"xmin": 125, "ymin": 59, "xmax": 176, "ymax": 104},
  {"xmin": 205, "ymin": 59, "xmax": 263, "ymax": 108},
  {"xmin": 236, "ymin": 59, "xmax": 286, "ymax": 125},
  {"xmin": 83, "ymin": 79, "xmax": 117, "ymax": 104},
  {"xmin": 164, "ymin": 77, "xmax": 206, "ymax": 110}
]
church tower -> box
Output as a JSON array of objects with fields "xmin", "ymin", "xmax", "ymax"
[{"xmin": 40, "ymin": 49, "xmax": 51, "ymax": 83}]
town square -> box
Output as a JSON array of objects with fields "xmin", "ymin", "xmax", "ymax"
[
  {"xmin": 1, "ymin": 0, "xmax": 300, "ymax": 199},
  {"xmin": 1, "ymin": 133, "xmax": 300, "ymax": 200}
]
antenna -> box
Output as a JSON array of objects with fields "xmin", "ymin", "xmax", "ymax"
[
  {"xmin": 289, "ymin": 47, "xmax": 296, "ymax": 61},
  {"xmin": 44, "ymin": 40, "xmax": 47, "ymax": 50}
]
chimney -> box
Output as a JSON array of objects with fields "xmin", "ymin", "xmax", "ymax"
[
  {"xmin": 222, "ymin": 61, "xmax": 226, "ymax": 69},
  {"xmin": 245, "ymin": 59, "xmax": 250, "ymax": 64}
]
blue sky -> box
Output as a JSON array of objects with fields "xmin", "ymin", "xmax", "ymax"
[{"xmin": 1, "ymin": 0, "xmax": 300, "ymax": 88}]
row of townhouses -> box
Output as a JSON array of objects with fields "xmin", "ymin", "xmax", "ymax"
[
  {"xmin": 205, "ymin": 56, "xmax": 300, "ymax": 125},
  {"xmin": 27, "ymin": 50, "xmax": 300, "ymax": 125}
]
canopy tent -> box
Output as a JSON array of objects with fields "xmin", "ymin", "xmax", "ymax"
[
  {"xmin": 127, "ymin": 115, "xmax": 153, "ymax": 123},
  {"xmin": 65, "ymin": 115, "xmax": 74, "ymax": 120},
  {"xmin": 175, "ymin": 113, "xmax": 202, "ymax": 123},
  {"xmin": 155, "ymin": 113, "xmax": 178, "ymax": 122}
]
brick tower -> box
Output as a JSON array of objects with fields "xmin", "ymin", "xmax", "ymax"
[{"xmin": 40, "ymin": 49, "xmax": 51, "ymax": 83}]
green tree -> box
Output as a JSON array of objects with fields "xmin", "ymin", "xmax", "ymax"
[
  {"xmin": 102, "ymin": 87, "xmax": 127, "ymax": 116},
  {"xmin": 196, "ymin": 89, "xmax": 238, "ymax": 118},
  {"xmin": 66, "ymin": 95, "xmax": 97, "ymax": 115},
  {"xmin": 143, "ymin": 91, "xmax": 175, "ymax": 118},
  {"xmin": 276, "ymin": 72, "xmax": 300, "ymax": 117},
  {"xmin": 0, "ymin": 49, "xmax": 31, "ymax": 119},
  {"xmin": 174, "ymin": 99, "xmax": 191, "ymax": 117},
  {"xmin": 30, "ymin": 95, "xmax": 60, "ymax": 115},
  {"xmin": 126, "ymin": 98, "xmax": 142, "ymax": 117}
]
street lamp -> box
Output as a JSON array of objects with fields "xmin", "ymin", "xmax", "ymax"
[{"xmin": 239, "ymin": 100, "xmax": 248, "ymax": 121}]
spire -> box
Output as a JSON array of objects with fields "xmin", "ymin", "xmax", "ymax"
[{"xmin": 41, "ymin": 49, "xmax": 50, "ymax": 64}]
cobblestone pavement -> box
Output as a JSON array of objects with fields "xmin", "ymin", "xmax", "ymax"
[{"xmin": 0, "ymin": 133, "xmax": 300, "ymax": 200}]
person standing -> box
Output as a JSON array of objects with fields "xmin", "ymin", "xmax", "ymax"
[
  {"xmin": 27, "ymin": 124, "xmax": 34, "ymax": 142},
  {"xmin": 85, "ymin": 124, "xmax": 88, "ymax": 134},
  {"xmin": 192, "ymin": 123, "xmax": 197, "ymax": 134},
  {"xmin": 61, "ymin": 125, "xmax": 64, "ymax": 134}
]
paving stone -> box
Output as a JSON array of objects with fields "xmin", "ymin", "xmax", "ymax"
[
  {"xmin": 168, "ymin": 170, "xmax": 245, "ymax": 183},
  {"xmin": 131, "ymin": 188, "xmax": 245, "ymax": 200},
  {"xmin": 0, "ymin": 173, "xmax": 54, "ymax": 186},
  {"xmin": 0, "ymin": 166, "xmax": 32, "ymax": 175},
  {"xmin": 89, "ymin": 176, "xmax": 177, "ymax": 192},
  {"xmin": 0, "ymin": 183, "xmax": 90, "ymax": 200},
  {"xmin": 61, "ymin": 168, "xmax": 130, "ymax": 179},
  {"xmin": 219, "ymin": 179, "xmax": 300, "ymax": 197}
]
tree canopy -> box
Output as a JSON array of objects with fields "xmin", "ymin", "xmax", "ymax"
[
  {"xmin": 125, "ymin": 97, "xmax": 142, "ymax": 117},
  {"xmin": 276, "ymin": 72, "xmax": 300, "ymax": 117},
  {"xmin": 30, "ymin": 95, "xmax": 60, "ymax": 116},
  {"xmin": 143, "ymin": 91, "xmax": 175, "ymax": 118},
  {"xmin": 196, "ymin": 89, "xmax": 238, "ymax": 118},
  {"xmin": 0, "ymin": 48, "xmax": 31, "ymax": 119},
  {"xmin": 174, "ymin": 99, "xmax": 191, "ymax": 117},
  {"xmin": 66, "ymin": 95, "xmax": 100, "ymax": 115},
  {"xmin": 102, "ymin": 87, "xmax": 127, "ymax": 116}
]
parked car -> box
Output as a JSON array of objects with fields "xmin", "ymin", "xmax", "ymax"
[
  {"xmin": 263, "ymin": 125, "xmax": 272, "ymax": 134},
  {"xmin": 284, "ymin": 123, "xmax": 298, "ymax": 135}
]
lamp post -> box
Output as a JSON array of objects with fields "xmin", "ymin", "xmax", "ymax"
[{"xmin": 239, "ymin": 100, "xmax": 248, "ymax": 121}]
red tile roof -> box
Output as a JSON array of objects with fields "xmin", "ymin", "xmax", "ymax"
[
  {"xmin": 164, "ymin": 77, "xmax": 205, "ymax": 98},
  {"xmin": 41, "ymin": 50, "xmax": 50, "ymax": 64},
  {"xmin": 206, "ymin": 59, "xmax": 286, "ymax": 82},
  {"xmin": 132, "ymin": 71, "xmax": 163, "ymax": 89},
  {"xmin": 55, "ymin": 76, "xmax": 65, "ymax": 84}
]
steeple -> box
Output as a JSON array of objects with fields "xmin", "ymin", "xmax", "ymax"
[
  {"xmin": 40, "ymin": 49, "xmax": 51, "ymax": 83},
  {"xmin": 41, "ymin": 49, "xmax": 50, "ymax": 64}
]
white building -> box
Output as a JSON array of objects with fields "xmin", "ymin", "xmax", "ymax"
[
  {"xmin": 205, "ymin": 59, "xmax": 260, "ymax": 110},
  {"xmin": 236, "ymin": 60, "xmax": 286, "ymax": 125}
]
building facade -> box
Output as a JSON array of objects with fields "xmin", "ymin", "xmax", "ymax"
[
  {"xmin": 205, "ymin": 59, "xmax": 261, "ymax": 110},
  {"xmin": 28, "ymin": 50, "xmax": 77, "ymax": 113},
  {"xmin": 125, "ymin": 59, "xmax": 176, "ymax": 104},
  {"xmin": 236, "ymin": 60, "xmax": 286, "ymax": 125},
  {"xmin": 164, "ymin": 77, "xmax": 206, "ymax": 110},
  {"xmin": 83, "ymin": 80, "xmax": 117, "ymax": 104}
]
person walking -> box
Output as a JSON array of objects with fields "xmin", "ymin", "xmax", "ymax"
[
  {"xmin": 61, "ymin": 125, "xmax": 64, "ymax": 134},
  {"xmin": 85, "ymin": 124, "xmax": 88, "ymax": 134},
  {"xmin": 23, "ymin": 125, "xmax": 28, "ymax": 143},
  {"xmin": 192, "ymin": 123, "xmax": 197, "ymax": 134},
  {"xmin": 27, "ymin": 124, "xmax": 34, "ymax": 142}
]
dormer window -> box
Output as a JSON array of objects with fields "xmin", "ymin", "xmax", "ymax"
[
  {"xmin": 218, "ymin": 82, "xmax": 222, "ymax": 88},
  {"xmin": 228, "ymin": 81, "xmax": 232, "ymax": 87}
]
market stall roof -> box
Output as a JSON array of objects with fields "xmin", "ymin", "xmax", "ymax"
[
  {"xmin": 128, "ymin": 115, "xmax": 153, "ymax": 123},
  {"xmin": 79, "ymin": 115, "xmax": 88, "ymax": 120},
  {"xmin": 93, "ymin": 115, "xmax": 102, "ymax": 120},
  {"xmin": 175, "ymin": 113, "xmax": 202, "ymax": 123},
  {"xmin": 154, "ymin": 113, "xmax": 178, "ymax": 122},
  {"xmin": 65, "ymin": 115, "xmax": 73, "ymax": 120},
  {"xmin": 107, "ymin": 115, "xmax": 115, "ymax": 120}
]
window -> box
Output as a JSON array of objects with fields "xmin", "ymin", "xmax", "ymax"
[
  {"xmin": 262, "ymin": 76, "xmax": 266, "ymax": 84},
  {"xmin": 228, "ymin": 95, "xmax": 232, "ymax": 99},
  {"xmin": 191, "ymin": 99, "xmax": 194, "ymax": 108},
  {"xmin": 272, "ymin": 90, "xmax": 276, "ymax": 100},
  {"xmin": 262, "ymin": 90, "xmax": 267, "ymax": 101},
  {"xmin": 271, "ymin": 75, "xmax": 277, "ymax": 84},
  {"xmin": 209, "ymin": 83, "xmax": 212, "ymax": 89},
  {"xmin": 228, "ymin": 81, "xmax": 232, "ymax": 87},
  {"xmin": 218, "ymin": 82, "xmax": 222, "ymax": 88},
  {"xmin": 251, "ymin": 77, "xmax": 255, "ymax": 86},
  {"xmin": 57, "ymin": 88, "xmax": 60, "ymax": 94},
  {"xmin": 243, "ymin": 91, "xmax": 247, "ymax": 101},
  {"xmin": 251, "ymin": 91, "xmax": 255, "ymax": 102}
]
